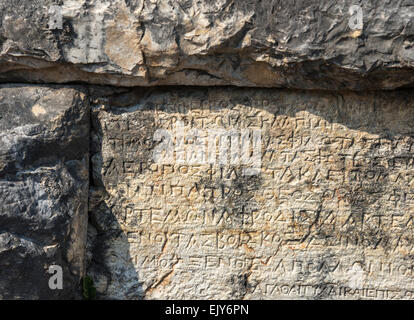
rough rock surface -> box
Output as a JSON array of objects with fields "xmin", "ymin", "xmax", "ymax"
[
  {"xmin": 88, "ymin": 87, "xmax": 414, "ymax": 299},
  {"xmin": 0, "ymin": 0, "xmax": 413, "ymax": 89},
  {"xmin": 1, "ymin": 0, "xmax": 414, "ymax": 301},
  {"xmin": 0, "ymin": 85, "xmax": 89, "ymax": 299}
]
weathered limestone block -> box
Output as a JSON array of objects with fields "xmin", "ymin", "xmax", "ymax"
[
  {"xmin": 88, "ymin": 87, "xmax": 414, "ymax": 299},
  {"xmin": 0, "ymin": 0, "xmax": 413, "ymax": 89},
  {"xmin": 0, "ymin": 85, "xmax": 89, "ymax": 299}
]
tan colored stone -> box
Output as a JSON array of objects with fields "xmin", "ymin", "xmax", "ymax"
[
  {"xmin": 0, "ymin": 0, "xmax": 413, "ymax": 89},
  {"xmin": 88, "ymin": 87, "xmax": 414, "ymax": 300}
]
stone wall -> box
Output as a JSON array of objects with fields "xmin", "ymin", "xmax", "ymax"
[
  {"xmin": 0, "ymin": 1, "xmax": 413, "ymax": 299},
  {"xmin": 0, "ymin": 85, "xmax": 89, "ymax": 299},
  {"xmin": 87, "ymin": 87, "xmax": 414, "ymax": 299},
  {"xmin": 0, "ymin": 0, "xmax": 413, "ymax": 89}
]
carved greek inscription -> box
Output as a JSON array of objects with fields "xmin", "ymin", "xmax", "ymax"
[{"xmin": 91, "ymin": 89, "xmax": 414, "ymax": 299}]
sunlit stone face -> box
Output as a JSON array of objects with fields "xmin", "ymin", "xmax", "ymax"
[{"xmin": 89, "ymin": 87, "xmax": 414, "ymax": 300}]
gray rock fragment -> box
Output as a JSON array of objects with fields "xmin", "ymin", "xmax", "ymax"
[
  {"xmin": 0, "ymin": 0, "xmax": 412, "ymax": 89},
  {"xmin": 0, "ymin": 85, "xmax": 89, "ymax": 299}
]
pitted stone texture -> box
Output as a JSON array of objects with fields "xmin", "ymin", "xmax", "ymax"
[
  {"xmin": 0, "ymin": 0, "xmax": 413, "ymax": 90},
  {"xmin": 89, "ymin": 87, "xmax": 414, "ymax": 300},
  {"xmin": 0, "ymin": 85, "xmax": 89, "ymax": 299}
]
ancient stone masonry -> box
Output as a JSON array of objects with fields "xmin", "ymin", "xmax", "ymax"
[
  {"xmin": 87, "ymin": 87, "xmax": 414, "ymax": 299},
  {"xmin": 0, "ymin": 0, "xmax": 413, "ymax": 89},
  {"xmin": 0, "ymin": 85, "xmax": 89, "ymax": 299},
  {"xmin": 0, "ymin": 0, "xmax": 413, "ymax": 300}
]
